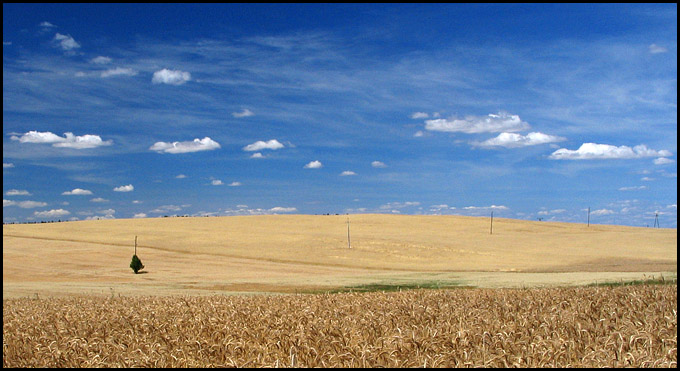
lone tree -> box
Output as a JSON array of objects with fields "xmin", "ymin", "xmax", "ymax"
[
  {"xmin": 130, "ymin": 254, "xmax": 144, "ymax": 274},
  {"xmin": 130, "ymin": 236, "xmax": 144, "ymax": 274}
]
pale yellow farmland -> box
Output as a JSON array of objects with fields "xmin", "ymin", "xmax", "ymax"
[{"xmin": 2, "ymin": 214, "xmax": 676, "ymax": 298}]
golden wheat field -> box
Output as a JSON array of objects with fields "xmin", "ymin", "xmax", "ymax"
[
  {"xmin": 3, "ymin": 284, "xmax": 677, "ymax": 367},
  {"xmin": 2, "ymin": 214, "xmax": 677, "ymax": 297}
]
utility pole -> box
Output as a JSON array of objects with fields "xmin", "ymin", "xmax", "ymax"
[
  {"xmin": 654, "ymin": 212, "xmax": 659, "ymax": 228},
  {"xmin": 490, "ymin": 211, "xmax": 493, "ymax": 235}
]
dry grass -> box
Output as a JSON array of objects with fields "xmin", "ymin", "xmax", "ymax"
[
  {"xmin": 3, "ymin": 284, "xmax": 676, "ymax": 367},
  {"xmin": 3, "ymin": 214, "xmax": 676, "ymax": 297}
]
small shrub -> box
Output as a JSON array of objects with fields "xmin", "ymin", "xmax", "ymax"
[{"xmin": 130, "ymin": 254, "xmax": 144, "ymax": 274}]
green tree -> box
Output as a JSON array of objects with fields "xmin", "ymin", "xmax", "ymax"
[{"xmin": 130, "ymin": 254, "xmax": 144, "ymax": 274}]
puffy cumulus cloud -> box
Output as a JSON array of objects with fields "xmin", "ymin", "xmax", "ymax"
[
  {"xmin": 133, "ymin": 213, "xmax": 147, "ymax": 218},
  {"xmin": 152, "ymin": 68, "xmax": 191, "ymax": 85},
  {"xmin": 100, "ymin": 67, "xmax": 137, "ymax": 78},
  {"xmin": 473, "ymin": 132, "xmax": 566, "ymax": 148},
  {"xmin": 425, "ymin": 112, "xmax": 530, "ymax": 134},
  {"xmin": 243, "ymin": 139, "xmax": 284, "ymax": 151},
  {"xmin": 62, "ymin": 188, "xmax": 93, "ymax": 196},
  {"xmin": 228, "ymin": 182, "xmax": 242, "ymax": 187},
  {"xmin": 5, "ymin": 189, "xmax": 31, "ymax": 196},
  {"xmin": 371, "ymin": 161, "xmax": 387, "ymax": 168},
  {"xmin": 113, "ymin": 184, "xmax": 134, "ymax": 192},
  {"xmin": 90, "ymin": 197, "xmax": 109, "ymax": 203},
  {"xmin": 340, "ymin": 171, "xmax": 357, "ymax": 176},
  {"xmin": 53, "ymin": 33, "xmax": 80, "ymax": 51},
  {"xmin": 11, "ymin": 131, "xmax": 113, "ymax": 149},
  {"xmin": 150, "ymin": 137, "xmax": 221, "ymax": 154},
  {"xmin": 549, "ymin": 143, "xmax": 672, "ymax": 160},
  {"xmin": 34, "ymin": 209, "xmax": 70, "ymax": 218},
  {"xmin": 250, "ymin": 152, "xmax": 265, "ymax": 159},
  {"xmin": 232, "ymin": 109, "xmax": 254, "ymax": 118},
  {"xmin": 304, "ymin": 160, "xmax": 323, "ymax": 169},
  {"xmin": 211, "ymin": 180, "xmax": 224, "ymax": 186}
]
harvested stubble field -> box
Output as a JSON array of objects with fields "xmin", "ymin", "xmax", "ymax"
[
  {"xmin": 3, "ymin": 284, "xmax": 676, "ymax": 367},
  {"xmin": 2, "ymin": 214, "xmax": 677, "ymax": 297}
]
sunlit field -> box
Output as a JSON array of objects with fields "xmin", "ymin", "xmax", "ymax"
[{"xmin": 3, "ymin": 214, "xmax": 676, "ymax": 297}]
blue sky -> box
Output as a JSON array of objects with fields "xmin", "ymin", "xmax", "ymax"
[{"xmin": 3, "ymin": 4, "xmax": 677, "ymax": 227}]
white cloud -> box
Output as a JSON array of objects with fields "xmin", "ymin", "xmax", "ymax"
[
  {"xmin": 304, "ymin": 160, "xmax": 323, "ymax": 169},
  {"xmin": 40, "ymin": 21, "xmax": 56, "ymax": 28},
  {"xmin": 463, "ymin": 205, "xmax": 509, "ymax": 210},
  {"xmin": 3, "ymin": 163, "xmax": 15, "ymax": 168},
  {"xmin": 549, "ymin": 143, "xmax": 672, "ymax": 160},
  {"xmin": 590, "ymin": 209, "xmax": 614, "ymax": 216},
  {"xmin": 101, "ymin": 67, "xmax": 137, "ymax": 78},
  {"xmin": 228, "ymin": 182, "xmax": 242, "ymax": 187},
  {"xmin": 641, "ymin": 177, "xmax": 654, "ymax": 182},
  {"xmin": 413, "ymin": 131, "xmax": 425, "ymax": 137},
  {"xmin": 232, "ymin": 109, "xmax": 254, "ymax": 118},
  {"xmin": 62, "ymin": 188, "xmax": 93, "ymax": 196},
  {"xmin": 113, "ymin": 184, "xmax": 134, "ymax": 192},
  {"xmin": 176, "ymin": 174, "xmax": 187, "ymax": 179},
  {"xmin": 90, "ymin": 56, "xmax": 112, "ymax": 64},
  {"xmin": 11, "ymin": 131, "xmax": 113, "ymax": 149},
  {"xmin": 340, "ymin": 171, "xmax": 357, "ymax": 176},
  {"xmin": 654, "ymin": 157, "xmax": 675, "ymax": 165},
  {"xmin": 371, "ymin": 161, "xmax": 387, "ymax": 168},
  {"xmin": 91, "ymin": 197, "xmax": 109, "ymax": 203},
  {"xmin": 649, "ymin": 44, "xmax": 668, "ymax": 54},
  {"xmin": 152, "ymin": 68, "xmax": 191, "ymax": 85},
  {"xmin": 243, "ymin": 139, "xmax": 284, "ymax": 151},
  {"xmin": 133, "ymin": 213, "xmax": 147, "ymax": 218},
  {"xmin": 618, "ymin": 186, "xmax": 648, "ymax": 191},
  {"xmin": 85, "ymin": 209, "xmax": 116, "ymax": 220},
  {"xmin": 379, "ymin": 201, "xmax": 420, "ymax": 210},
  {"xmin": 34, "ymin": 209, "xmax": 70, "ymax": 218},
  {"xmin": 425, "ymin": 112, "xmax": 530, "ymax": 134},
  {"xmin": 250, "ymin": 152, "xmax": 265, "ymax": 159},
  {"xmin": 211, "ymin": 180, "xmax": 224, "ymax": 186},
  {"xmin": 53, "ymin": 33, "xmax": 80, "ymax": 51},
  {"xmin": 150, "ymin": 205, "xmax": 183, "ymax": 214},
  {"xmin": 5, "ymin": 189, "xmax": 31, "ymax": 196},
  {"xmin": 410, "ymin": 112, "xmax": 429, "ymax": 119},
  {"xmin": 3, "ymin": 200, "xmax": 47, "ymax": 208},
  {"xmin": 150, "ymin": 137, "xmax": 221, "ymax": 154},
  {"xmin": 269, "ymin": 207, "xmax": 297, "ymax": 213},
  {"xmin": 473, "ymin": 132, "xmax": 566, "ymax": 148}
]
